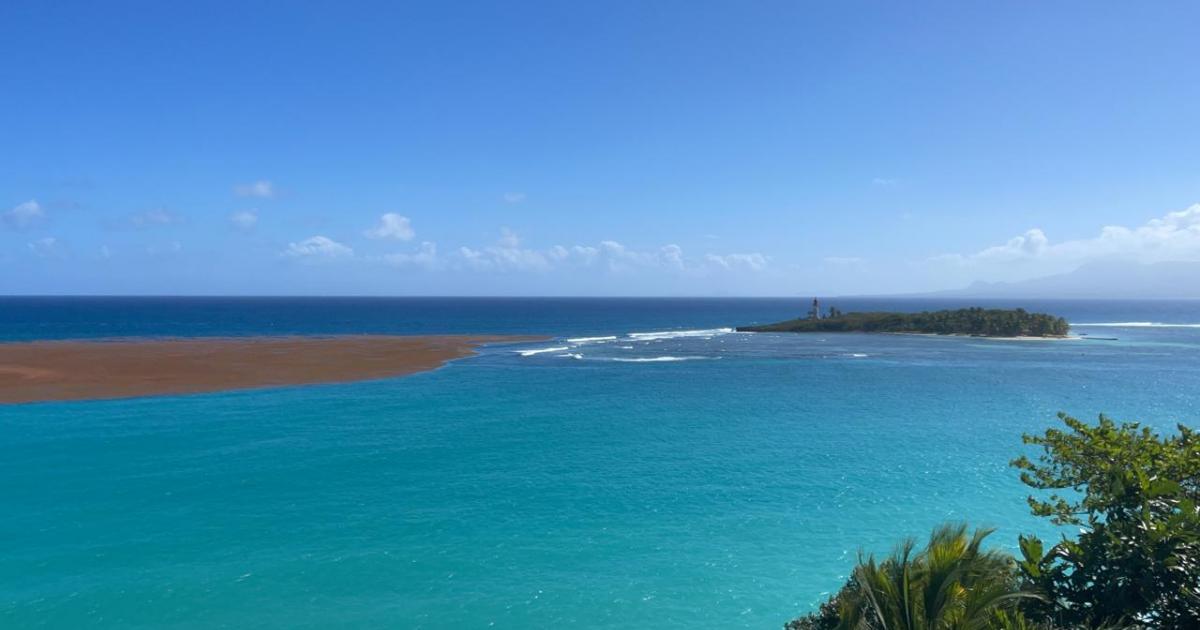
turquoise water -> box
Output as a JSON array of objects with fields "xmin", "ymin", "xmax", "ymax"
[{"xmin": 2, "ymin": 298, "xmax": 1199, "ymax": 628}]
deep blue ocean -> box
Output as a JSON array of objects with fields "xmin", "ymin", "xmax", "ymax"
[{"xmin": 2, "ymin": 297, "xmax": 1199, "ymax": 628}]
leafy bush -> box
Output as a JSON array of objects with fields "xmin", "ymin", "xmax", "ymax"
[
  {"xmin": 1012, "ymin": 413, "xmax": 1200, "ymax": 628},
  {"xmin": 786, "ymin": 413, "xmax": 1199, "ymax": 629}
]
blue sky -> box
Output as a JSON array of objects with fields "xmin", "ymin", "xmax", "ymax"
[{"xmin": 3, "ymin": 1, "xmax": 1199, "ymax": 296}]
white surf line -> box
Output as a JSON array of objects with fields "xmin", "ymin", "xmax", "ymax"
[
  {"xmin": 610, "ymin": 356, "xmax": 713, "ymax": 362},
  {"xmin": 516, "ymin": 346, "xmax": 570, "ymax": 356},
  {"xmin": 625, "ymin": 327, "xmax": 735, "ymax": 341},
  {"xmin": 566, "ymin": 335, "xmax": 619, "ymax": 344}
]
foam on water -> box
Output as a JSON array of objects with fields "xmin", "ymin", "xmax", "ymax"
[
  {"xmin": 566, "ymin": 335, "xmax": 618, "ymax": 344},
  {"xmin": 519, "ymin": 328, "xmax": 739, "ymax": 362},
  {"xmin": 609, "ymin": 356, "xmax": 713, "ymax": 362},
  {"xmin": 626, "ymin": 327, "xmax": 735, "ymax": 341},
  {"xmin": 516, "ymin": 346, "xmax": 570, "ymax": 356},
  {"xmin": 5, "ymin": 298, "xmax": 1200, "ymax": 630}
]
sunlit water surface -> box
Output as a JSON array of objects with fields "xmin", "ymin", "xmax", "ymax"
[{"xmin": 2, "ymin": 298, "xmax": 1199, "ymax": 628}]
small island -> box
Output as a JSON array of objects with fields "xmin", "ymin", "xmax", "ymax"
[{"xmin": 738, "ymin": 301, "xmax": 1070, "ymax": 338}]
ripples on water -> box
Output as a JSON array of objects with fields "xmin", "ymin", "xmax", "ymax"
[{"xmin": 2, "ymin": 298, "xmax": 1199, "ymax": 629}]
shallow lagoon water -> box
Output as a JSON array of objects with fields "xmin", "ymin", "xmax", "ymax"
[{"xmin": 2, "ymin": 298, "xmax": 1199, "ymax": 628}]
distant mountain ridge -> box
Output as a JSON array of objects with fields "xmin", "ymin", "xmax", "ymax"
[{"xmin": 915, "ymin": 260, "xmax": 1200, "ymax": 299}]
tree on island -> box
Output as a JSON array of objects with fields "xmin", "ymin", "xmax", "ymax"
[
  {"xmin": 786, "ymin": 414, "xmax": 1200, "ymax": 629},
  {"xmin": 741, "ymin": 307, "xmax": 1070, "ymax": 338}
]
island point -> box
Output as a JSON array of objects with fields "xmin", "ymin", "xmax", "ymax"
[{"xmin": 738, "ymin": 300, "xmax": 1070, "ymax": 338}]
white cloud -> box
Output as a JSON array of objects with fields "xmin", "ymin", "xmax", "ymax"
[
  {"xmin": 593, "ymin": 240, "xmax": 669, "ymax": 272},
  {"xmin": 456, "ymin": 229, "xmax": 556, "ymax": 272},
  {"xmin": 100, "ymin": 245, "xmax": 112, "ymax": 259},
  {"xmin": 569, "ymin": 244, "xmax": 599, "ymax": 264},
  {"xmin": 547, "ymin": 244, "xmax": 571, "ymax": 261},
  {"xmin": 365, "ymin": 213, "xmax": 415, "ymax": 241},
  {"xmin": 872, "ymin": 177, "xmax": 899, "ymax": 186},
  {"xmin": 497, "ymin": 227, "xmax": 520, "ymax": 248},
  {"xmin": 383, "ymin": 241, "xmax": 438, "ymax": 269},
  {"xmin": 582, "ymin": 242, "xmax": 688, "ymax": 272},
  {"xmin": 129, "ymin": 208, "xmax": 182, "ymax": 228},
  {"xmin": 933, "ymin": 204, "xmax": 1200, "ymax": 273},
  {"xmin": 503, "ymin": 192, "xmax": 526, "ymax": 204},
  {"xmin": 660, "ymin": 244, "xmax": 685, "ymax": 270},
  {"xmin": 28, "ymin": 236, "xmax": 61, "ymax": 257},
  {"xmin": 705, "ymin": 252, "xmax": 769, "ymax": 271},
  {"xmin": 450, "ymin": 230, "xmax": 769, "ymax": 276},
  {"xmin": 235, "ymin": 180, "xmax": 275, "ymax": 198},
  {"xmin": 457, "ymin": 246, "xmax": 486, "ymax": 267},
  {"xmin": 283, "ymin": 235, "xmax": 353, "ymax": 259},
  {"xmin": 957, "ymin": 229, "xmax": 1049, "ymax": 263},
  {"xmin": 230, "ymin": 210, "xmax": 258, "ymax": 231},
  {"xmin": 3, "ymin": 200, "xmax": 45, "ymax": 229},
  {"xmin": 458, "ymin": 242, "xmax": 551, "ymax": 272}
]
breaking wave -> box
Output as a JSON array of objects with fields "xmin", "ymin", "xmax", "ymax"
[
  {"xmin": 566, "ymin": 335, "xmax": 618, "ymax": 344},
  {"xmin": 626, "ymin": 327, "xmax": 735, "ymax": 341},
  {"xmin": 517, "ymin": 346, "xmax": 570, "ymax": 356},
  {"xmin": 609, "ymin": 356, "xmax": 713, "ymax": 363}
]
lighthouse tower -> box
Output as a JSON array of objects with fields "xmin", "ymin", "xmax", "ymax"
[{"xmin": 809, "ymin": 298, "xmax": 821, "ymax": 320}]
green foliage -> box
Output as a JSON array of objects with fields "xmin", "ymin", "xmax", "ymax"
[
  {"xmin": 788, "ymin": 413, "xmax": 1198, "ymax": 629},
  {"xmin": 740, "ymin": 307, "xmax": 1069, "ymax": 337},
  {"xmin": 1011, "ymin": 413, "xmax": 1200, "ymax": 628},
  {"xmin": 788, "ymin": 524, "xmax": 1036, "ymax": 630}
]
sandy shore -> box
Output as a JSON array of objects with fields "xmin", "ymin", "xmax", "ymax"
[{"xmin": 0, "ymin": 335, "xmax": 544, "ymax": 404}]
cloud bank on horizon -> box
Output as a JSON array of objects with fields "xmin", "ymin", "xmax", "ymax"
[
  {"xmin": 925, "ymin": 204, "xmax": 1200, "ymax": 285},
  {"xmin": 3, "ymin": 3, "xmax": 1200, "ymax": 295},
  {"xmin": 277, "ymin": 207, "xmax": 773, "ymax": 278},
  {"xmin": 5, "ymin": 186, "xmax": 1200, "ymax": 296}
]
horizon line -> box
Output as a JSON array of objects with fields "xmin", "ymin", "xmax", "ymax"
[{"xmin": 3, "ymin": 294, "xmax": 1200, "ymax": 301}]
